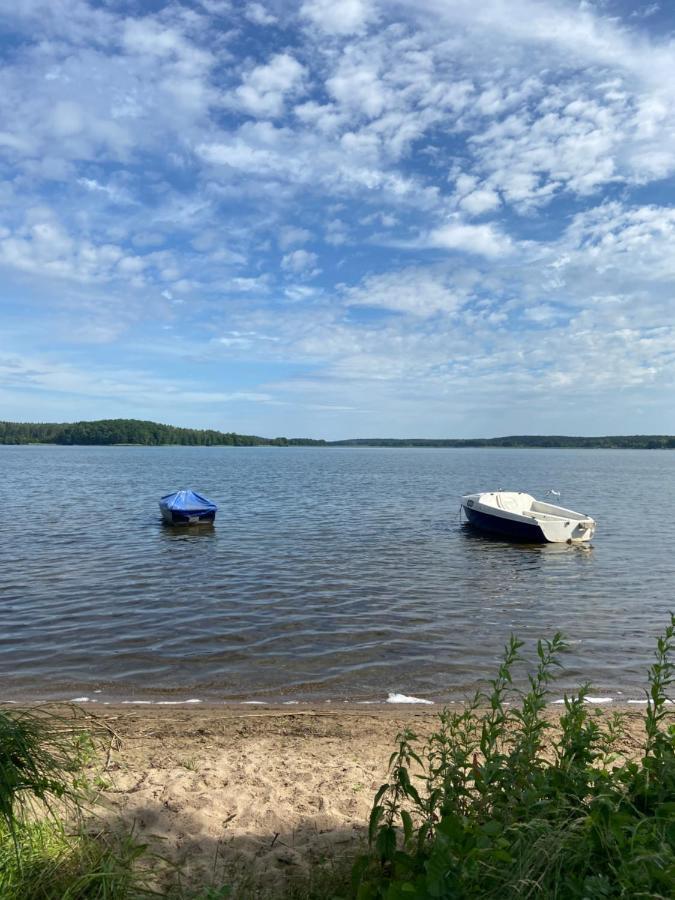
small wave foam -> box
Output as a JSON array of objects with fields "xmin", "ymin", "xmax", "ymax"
[
  {"xmin": 156, "ymin": 699, "xmax": 202, "ymax": 705},
  {"xmin": 386, "ymin": 692, "xmax": 433, "ymax": 705},
  {"xmin": 627, "ymin": 698, "xmax": 672, "ymax": 705},
  {"xmin": 117, "ymin": 698, "xmax": 202, "ymax": 705},
  {"xmin": 552, "ymin": 696, "xmax": 614, "ymax": 705}
]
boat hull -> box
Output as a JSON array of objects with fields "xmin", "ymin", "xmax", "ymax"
[
  {"xmin": 463, "ymin": 505, "xmax": 546, "ymax": 542},
  {"xmin": 160, "ymin": 506, "xmax": 216, "ymax": 526}
]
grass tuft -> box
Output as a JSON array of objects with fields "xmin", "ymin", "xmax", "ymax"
[
  {"xmin": 0, "ymin": 819, "xmax": 153, "ymax": 899},
  {"xmin": 0, "ymin": 705, "xmax": 95, "ymax": 834},
  {"xmin": 0, "ymin": 705, "xmax": 157, "ymax": 898}
]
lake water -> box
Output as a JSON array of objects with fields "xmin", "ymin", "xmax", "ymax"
[{"xmin": 1, "ymin": 446, "xmax": 673, "ymax": 706}]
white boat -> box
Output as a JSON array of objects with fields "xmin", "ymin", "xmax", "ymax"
[{"xmin": 461, "ymin": 491, "xmax": 595, "ymax": 543}]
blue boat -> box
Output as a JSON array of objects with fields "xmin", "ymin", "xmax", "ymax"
[{"xmin": 159, "ymin": 489, "xmax": 217, "ymax": 525}]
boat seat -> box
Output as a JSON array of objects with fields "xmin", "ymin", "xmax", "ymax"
[{"xmin": 495, "ymin": 494, "xmax": 524, "ymax": 513}]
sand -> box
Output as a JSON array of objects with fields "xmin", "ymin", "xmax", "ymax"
[{"xmin": 74, "ymin": 703, "xmax": 659, "ymax": 897}]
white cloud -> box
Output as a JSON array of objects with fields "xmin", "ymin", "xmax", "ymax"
[
  {"xmin": 281, "ymin": 249, "xmax": 320, "ymax": 276},
  {"xmin": 426, "ymin": 220, "xmax": 512, "ymax": 257},
  {"xmin": 300, "ymin": 0, "xmax": 377, "ymax": 35},
  {"xmin": 195, "ymin": 119, "xmax": 435, "ymax": 205},
  {"xmin": 459, "ymin": 188, "xmax": 501, "ymax": 216},
  {"xmin": 0, "ymin": 350, "xmax": 273, "ymax": 407},
  {"xmin": 244, "ymin": 3, "xmax": 277, "ymax": 26},
  {"xmin": 278, "ymin": 226, "xmax": 312, "ymax": 249},
  {"xmin": 327, "ymin": 62, "xmax": 388, "ymax": 119},
  {"xmin": 345, "ymin": 267, "xmax": 465, "ymax": 316},
  {"xmin": 51, "ymin": 101, "xmax": 84, "ymax": 137},
  {"xmin": 231, "ymin": 53, "xmax": 306, "ymax": 118},
  {"xmin": 453, "ymin": 174, "xmax": 501, "ymax": 215},
  {"xmin": 325, "ymin": 218, "xmax": 349, "ymax": 245},
  {"xmin": 522, "ymin": 303, "xmax": 558, "ymax": 324}
]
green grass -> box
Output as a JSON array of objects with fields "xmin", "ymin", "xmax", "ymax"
[
  {"xmin": 0, "ymin": 706, "xmax": 95, "ymax": 835},
  {"xmin": 0, "ymin": 705, "xmax": 158, "ymax": 899},
  {"xmin": 0, "ymin": 820, "xmax": 153, "ymax": 899}
]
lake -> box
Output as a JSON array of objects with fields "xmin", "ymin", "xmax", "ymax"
[{"xmin": 1, "ymin": 446, "xmax": 673, "ymax": 705}]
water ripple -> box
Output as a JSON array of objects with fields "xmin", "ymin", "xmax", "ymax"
[{"xmin": 1, "ymin": 446, "xmax": 674, "ymax": 703}]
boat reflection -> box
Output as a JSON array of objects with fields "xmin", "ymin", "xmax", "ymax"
[{"xmin": 159, "ymin": 519, "xmax": 216, "ymax": 541}]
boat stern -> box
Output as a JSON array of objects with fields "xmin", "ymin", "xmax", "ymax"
[
  {"xmin": 537, "ymin": 516, "xmax": 596, "ymax": 543},
  {"xmin": 570, "ymin": 518, "xmax": 596, "ymax": 542}
]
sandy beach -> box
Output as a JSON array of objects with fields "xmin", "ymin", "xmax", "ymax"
[{"xmin": 79, "ymin": 703, "xmax": 659, "ymax": 897}]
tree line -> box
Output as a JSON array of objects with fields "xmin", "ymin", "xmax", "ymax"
[
  {"xmin": 1, "ymin": 419, "xmax": 674, "ymax": 448},
  {"xmin": 332, "ymin": 435, "xmax": 675, "ymax": 448},
  {"xmin": 0, "ymin": 419, "xmax": 326, "ymax": 446}
]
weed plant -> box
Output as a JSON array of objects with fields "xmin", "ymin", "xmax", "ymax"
[
  {"xmin": 0, "ymin": 820, "xmax": 151, "ymax": 899},
  {"xmin": 0, "ymin": 705, "xmax": 156, "ymax": 898},
  {"xmin": 0, "ymin": 705, "xmax": 97, "ymax": 851},
  {"xmin": 355, "ymin": 614, "xmax": 675, "ymax": 899}
]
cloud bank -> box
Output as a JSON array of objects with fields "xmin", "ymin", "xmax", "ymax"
[{"xmin": 1, "ymin": 0, "xmax": 675, "ymax": 436}]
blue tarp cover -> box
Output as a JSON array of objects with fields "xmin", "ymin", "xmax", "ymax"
[{"xmin": 160, "ymin": 489, "xmax": 217, "ymax": 512}]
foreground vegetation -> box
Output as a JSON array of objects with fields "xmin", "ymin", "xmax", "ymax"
[
  {"xmin": 2, "ymin": 418, "xmax": 675, "ymax": 447},
  {"xmin": 3, "ymin": 617, "xmax": 675, "ymax": 898},
  {"xmin": 355, "ymin": 615, "xmax": 675, "ymax": 899},
  {"xmin": 0, "ymin": 706, "xmax": 155, "ymax": 898}
]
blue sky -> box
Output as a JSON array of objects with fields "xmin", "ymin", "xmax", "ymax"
[{"xmin": 1, "ymin": 0, "xmax": 675, "ymax": 438}]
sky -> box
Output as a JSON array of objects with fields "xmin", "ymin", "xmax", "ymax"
[{"xmin": 1, "ymin": 0, "xmax": 675, "ymax": 439}]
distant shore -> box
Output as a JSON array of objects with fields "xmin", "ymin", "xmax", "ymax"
[{"xmin": 2, "ymin": 417, "xmax": 675, "ymax": 449}]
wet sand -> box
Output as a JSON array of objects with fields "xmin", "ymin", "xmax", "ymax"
[{"xmin": 78, "ymin": 703, "xmax": 658, "ymax": 897}]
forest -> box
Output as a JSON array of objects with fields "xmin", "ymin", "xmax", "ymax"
[
  {"xmin": 1, "ymin": 419, "xmax": 674, "ymax": 448},
  {"xmin": 0, "ymin": 419, "xmax": 325, "ymax": 446},
  {"xmin": 332, "ymin": 435, "xmax": 675, "ymax": 448}
]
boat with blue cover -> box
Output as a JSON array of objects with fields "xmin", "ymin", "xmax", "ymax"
[
  {"xmin": 461, "ymin": 491, "xmax": 595, "ymax": 543},
  {"xmin": 159, "ymin": 489, "xmax": 217, "ymax": 525}
]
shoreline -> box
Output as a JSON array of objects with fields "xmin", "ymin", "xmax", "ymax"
[
  {"xmin": 1, "ymin": 691, "xmax": 659, "ymax": 709},
  {"xmin": 4, "ymin": 445, "xmax": 675, "ymax": 451}
]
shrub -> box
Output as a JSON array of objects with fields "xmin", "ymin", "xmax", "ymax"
[{"xmin": 355, "ymin": 614, "xmax": 675, "ymax": 899}]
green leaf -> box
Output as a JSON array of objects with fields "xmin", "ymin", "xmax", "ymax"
[
  {"xmin": 480, "ymin": 820, "xmax": 502, "ymax": 837},
  {"xmin": 376, "ymin": 824, "xmax": 397, "ymax": 862},
  {"xmin": 373, "ymin": 783, "xmax": 389, "ymax": 808},
  {"xmin": 369, "ymin": 804, "xmax": 385, "ymax": 844},
  {"xmin": 401, "ymin": 810, "xmax": 414, "ymax": 846},
  {"xmin": 351, "ymin": 854, "xmax": 371, "ymax": 892},
  {"xmin": 356, "ymin": 883, "xmax": 378, "ymax": 900}
]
